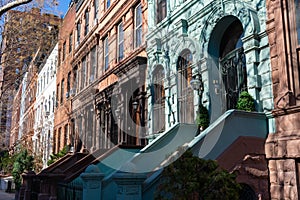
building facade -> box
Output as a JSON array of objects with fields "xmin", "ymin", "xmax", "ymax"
[
  {"xmin": 54, "ymin": 2, "xmax": 76, "ymax": 154},
  {"xmin": 70, "ymin": 0, "xmax": 148, "ymax": 153},
  {"xmin": 146, "ymin": 0, "xmax": 273, "ymax": 198},
  {"xmin": 265, "ymin": 0, "xmax": 300, "ymax": 199},
  {"xmin": 34, "ymin": 44, "xmax": 58, "ymax": 168},
  {"xmin": 0, "ymin": 8, "xmax": 61, "ymax": 151}
]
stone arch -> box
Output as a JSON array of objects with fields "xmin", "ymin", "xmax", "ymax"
[
  {"xmin": 199, "ymin": 2, "xmax": 260, "ymax": 56},
  {"xmin": 172, "ymin": 36, "xmax": 200, "ymax": 70},
  {"xmin": 206, "ymin": 14, "xmax": 248, "ymax": 121}
]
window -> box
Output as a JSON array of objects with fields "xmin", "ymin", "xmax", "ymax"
[
  {"xmin": 135, "ymin": 4, "xmax": 143, "ymax": 48},
  {"xmin": 67, "ymin": 72, "xmax": 71, "ymax": 94},
  {"xmin": 104, "ymin": 37, "xmax": 109, "ymax": 71},
  {"xmin": 47, "ymin": 71, "xmax": 49, "ymax": 84},
  {"xmin": 53, "ymin": 130, "xmax": 57, "ymax": 154},
  {"xmin": 73, "ymin": 66, "xmax": 78, "ymax": 93},
  {"xmin": 76, "ymin": 22, "xmax": 81, "ymax": 44},
  {"xmin": 84, "ymin": 9, "xmax": 89, "ymax": 36},
  {"xmin": 153, "ymin": 65, "xmax": 165, "ymax": 133},
  {"xmin": 58, "ymin": 127, "xmax": 61, "ymax": 151},
  {"xmin": 52, "ymin": 92, "xmax": 55, "ymax": 112},
  {"xmin": 296, "ymin": 0, "xmax": 300, "ymax": 44},
  {"xmin": 63, "ymin": 41, "xmax": 66, "ymax": 61},
  {"xmin": 90, "ymin": 46, "xmax": 97, "ymax": 83},
  {"xmin": 106, "ymin": 0, "xmax": 111, "ymax": 9},
  {"xmin": 69, "ymin": 32, "xmax": 73, "ymax": 53},
  {"xmin": 61, "ymin": 79, "xmax": 64, "ymax": 103},
  {"xmin": 94, "ymin": 0, "xmax": 99, "ymax": 19},
  {"xmin": 177, "ymin": 50, "xmax": 194, "ymax": 123},
  {"xmin": 117, "ymin": 22, "xmax": 124, "ymax": 61},
  {"xmin": 157, "ymin": 0, "xmax": 167, "ymax": 24},
  {"xmin": 64, "ymin": 124, "xmax": 68, "ymax": 147},
  {"xmin": 56, "ymin": 84, "xmax": 59, "ymax": 106},
  {"xmin": 81, "ymin": 56, "xmax": 87, "ymax": 89}
]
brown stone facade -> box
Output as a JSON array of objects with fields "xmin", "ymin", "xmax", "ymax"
[
  {"xmin": 71, "ymin": 0, "xmax": 148, "ymax": 152},
  {"xmin": 218, "ymin": 137, "xmax": 269, "ymax": 199},
  {"xmin": 265, "ymin": 0, "xmax": 300, "ymax": 199},
  {"xmin": 53, "ymin": 3, "xmax": 76, "ymax": 154}
]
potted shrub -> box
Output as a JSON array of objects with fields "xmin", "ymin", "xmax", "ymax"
[
  {"xmin": 236, "ymin": 91, "xmax": 255, "ymax": 112},
  {"xmin": 196, "ymin": 104, "xmax": 210, "ymax": 131}
]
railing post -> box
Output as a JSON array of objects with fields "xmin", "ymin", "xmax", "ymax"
[
  {"xmin": 22, "ymin": 170, "xmax": 36, "ymax": 200},
  {"xmin": 80, "ymin": 164, "xmax": 104, "ymax": 200},
  {"xmin": 113, "ymin": 171, "xmax": 147, "ymax": 200}
]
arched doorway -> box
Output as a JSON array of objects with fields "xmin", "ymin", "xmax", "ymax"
[
  {"xmin": 208, "ymin": 16, "xmax": 247, "ymax": 118},
  {"xmin": 177, "ymin": 49, "xmax": 194, "ymax": 123}
]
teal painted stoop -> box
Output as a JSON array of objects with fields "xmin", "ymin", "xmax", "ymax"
[{"xmin": 142, "ymin": 110, "xmax": 268, "ymax": 199}]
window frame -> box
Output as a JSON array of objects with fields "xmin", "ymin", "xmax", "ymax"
[
  {"xmin": 134, "ymin": 3, "xmax": 143, "ymax": 48},
  {"xmin": 76, "ymin": 22, "xmax": 81, "ymax": 45},
  {"xmin": 69, "ymin": 32, "xmax": 73, "ymax": 53},
  {"xmin": 81, "ymin": 56, "xmax": 87, "ymax": 89},
  {"xmin": 106, "ymin": 0, "xmax": 111, "ymax": 10},
  {"xmin": 156, "ymin": 0, "xmax": 167, "ymax": 24},
  {"xmin": 90, "ymin": 46, "xmax": 97, "ymax": 83},
  {"xmin": 104, "ymin": 37, "xmax": 109, "ymax": 71},
  {"xmin": 84, "ymin": 9, "xmax": 89, "ymax": 36},
  {"xmin": 62, "ymin": 41, "xmax": 66, "ymax": 61},
  {"xmin": 94, "ymin": 0, "xmax": 99, "ymax": 19},
  {"xmin": 61, "ymin": 79, "xmax": 64, "ymax": 104},
  {"xmin": 117, "ymin": 22, "xmax": 124, "ymax": 62}
]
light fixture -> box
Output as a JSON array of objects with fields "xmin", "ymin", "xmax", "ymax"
[
  {"xmin": 190, "ymin": 78, "xmax": 201, "ymax": 91},
  {"xmin": 132, "ymin": 101, "xmax": 138, "ymax": 110}
]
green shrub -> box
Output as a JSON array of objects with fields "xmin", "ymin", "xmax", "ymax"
[
  {"xmin": 47, "ymin": 145, "xmax": 69, "ymax": 166},
  {"xmin": 236, "ymin": 91, "xmax": 255, "ymax": 112},
  {"xmin": 196, "ymin": 104, "xmax": 210, "ymax": 130},
  {"xmin": 12, "ymin": 149, "xmax": 34, "ymax": 190}
]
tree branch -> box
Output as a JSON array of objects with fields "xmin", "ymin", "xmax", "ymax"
[{"xmin": 0, "ymin": 0, "xmax": 33, "ymax": 17}]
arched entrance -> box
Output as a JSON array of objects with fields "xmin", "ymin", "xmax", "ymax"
[{"xmin": 208, "ymin": 16, "xmax": 247, "ymax": 118}]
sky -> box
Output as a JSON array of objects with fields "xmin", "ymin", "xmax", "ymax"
[{"xmin": 57, "ymin": 0, "xmax": 70, "ymax": 17}]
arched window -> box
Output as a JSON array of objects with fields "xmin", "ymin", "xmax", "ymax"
[
  {"xmin": 177, "ymin": 50, "xmax": 194, "ymax": 123},
  {"xmin": 152, "ymin": 65, "xmax": 165, "ymax": 133}
]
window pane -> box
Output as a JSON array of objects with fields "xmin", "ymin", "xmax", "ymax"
[
  {"xmin": 104, "ymin": 38, "xmax": 109, "ymax": 70},
  {"xmin": 106, "ymin": 0, "xmax": 111, "ymax": 9},
  {"xmin": 157, "ymin": 0, "xmax": 167, "ymax": 24},
  {"xmin": 90, "ymin": 46, "xmax": 96, "ymax": 82},
  {"xmin": 135, "ymin": 4, "xmax": 142, "ymax": 48},
  {"xmin": 69, "ymin": 33, "xmax": 72, "ymax": 53},
  {"xmin": 118, "ymin": 23, "xmax": 124, "ymax": 61},
  {"xmin": 94, "ymin": 0, "xmax": 99, "ymax": 19},
  {"xmin": 85, "ymin": 10, "xmax": 89, "ymax": 35},
  {"xmin": 61, "ymin": 79, "xmax": 64, "ymax": 103},
  {"xmin": 77, "ymin": 23, "xmax": 81, "ymax": 43}
]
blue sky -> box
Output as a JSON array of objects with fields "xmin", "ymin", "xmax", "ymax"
[{"xmin": 57, "ymin": 0, "xmax": 70, "ymax": 17}]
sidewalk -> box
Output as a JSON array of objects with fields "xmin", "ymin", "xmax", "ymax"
[{"xmin": 0, "ymin": 190, "xmax": 15, "ymax": 200}]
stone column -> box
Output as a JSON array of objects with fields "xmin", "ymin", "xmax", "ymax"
[
  {"xmin": 80, "ymin": 164, "xmax": 104, "ymax": 200},
  {"xmin": 113, "ymin": 171, "xmax": 147, "ymax": 200}
]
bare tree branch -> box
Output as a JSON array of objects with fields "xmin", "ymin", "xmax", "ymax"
[{"xmin": 0, "ymin": 0, "xmax": 33, "ymax": 17}]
